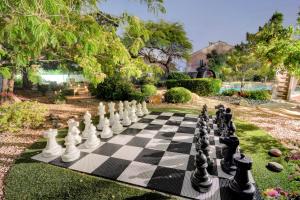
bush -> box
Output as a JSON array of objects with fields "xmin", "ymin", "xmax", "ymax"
[
  {"xmin": 242, "ymin": 90, "xmax": 271, "ymax": 101},
  {"xmin": 129, "ymin": 91, "xmax": 147, "ymax": 102},
  {"xmin": 164, "ymin": 87, "xmax": 192, "ymax": 103},
  {"xmin": 0, "ymin": 101, "xmax": 48, "ymax": 133},
  {"xmin": 37, "ymin": 84, "xmax": 49, "ymax": 95},
  {"xmin": 221, "ymin": 89, "xmax": 236, "ymax": 96},
  {"xmin": 141, "ymin": 84, "xmax": 157, "ymax": 97},
  {"xmin": 62, "ymin": 89, "xmax": 75, "ymax": 96},
  {"xmin": 167, "ymin": 72, "xmax": 191, "ymax": 80},
  {"xmin": 156, "ymin": 81, "xmax": 166, "ymax": 88},
  {"xmin": 93, "ymin": 76, "xmax": 135, "ymax": 101},
  {"xmin": 166, "ymin": 78, "xmax": 222, "ymax": 96}
]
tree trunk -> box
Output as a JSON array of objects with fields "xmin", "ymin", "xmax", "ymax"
[
  {"xmin": 240, "ymin": 75, "xmax": 245, "ymax": 92},
  {"xmin": 22, "ymin": 68, "xmax": 32, "ymax": 89},
  {"xmin": 0, "ymin": 78, "xmax": 8, "ymax": 103}
]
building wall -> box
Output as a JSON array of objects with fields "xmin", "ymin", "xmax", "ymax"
[{"xmin": 186, "ymin": 41, "xmax": 233, "ymax": 72}]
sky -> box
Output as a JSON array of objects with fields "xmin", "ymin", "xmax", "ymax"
[{"xmin": 100, "ymin": 0, "xmax": 300, "ymax": 52}]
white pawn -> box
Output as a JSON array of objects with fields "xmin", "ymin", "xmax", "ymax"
[
  {"xmin": 118, "ymin": 101, "xmax": 124, "ymax": 120},
  {"xmin": 112, "ymin": 113, "xmax": 123, "ymax": 134},
  {"xmin": 97, "ymin": 103, "xmax": 106, "ymax": 131},
  {"xmin": 84, "ymin": 124, "xmax": 100, "ymax": 149},
  {"xmin": 124, "ymin": 101, "xmax": 130, "ymax": 110},
  {"xmin": 108, "ymin": 102, "xmax": 115, "ymax": 126},
  {"xmin": 82, "ymin": 111, "xmax": 92, "ymax": 139},
  {"xmin": 122, "ymin": 109, "xmax": 131, "ymax": 126},
  {"xmin": 142, "ymin": 101, "xmax": 149, "ymax": 115},
  {"xmin": 61, "ymin": 133, "xmax": 80, "ymax": 162},
  {"xmin": 130, "ymin": 106, "xmax": 138, "ymax": 123},
  {"xmin": 131, "ymin": 100, "xmax": 137, "ymax": 112},
  {"xmin": 67, "ymin": 119, "xmax": 82, "ymax": 145},
  {"xmin": 136, "ymin": 103, "xmax": 144, "ymax": 117},
  {"xmin": 101, "ymin": 117, "xmax": 113, "ymax": 139},
  {"xmin": 42, "ymin": 129, "xmax": 63, "ymax": 158}
]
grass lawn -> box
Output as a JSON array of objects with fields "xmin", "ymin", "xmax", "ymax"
[{"xmin": 4, "ymin": 107, "xmax": 299, "ymax": 199}]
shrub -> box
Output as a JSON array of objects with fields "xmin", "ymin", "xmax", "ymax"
[
  {"xmin": 62, "ymin": 89, "xmax": 75, "ymax": 96},
  {"xmin": 156, "ymin": 80, "xmax": 166, "ymax": 88},
  {"xmin": 0, "ymin": 101, "xmax": 48, "ymax": 133},
  {"xmin": 129, "ymin": 91, "xmax": 147, "ymax": 102},
  {"xmin": 37, "ymin": 84, "xmax": 49, "ymax": 95},
  {"xmin": 93, "ymin": 76, "xmax": 135, "ymax": 101},
  {"xmin": 54, "ymin": 91, "xmax": 66, "ymax": 104},
  {"xmin": 221, "ymin": 89, "xmax": 236, "ymax": 96},
  {"xmin": 166, "ymin": 78, "xmax": 222, "ymax": 96},
  {"xmin": 167, "ymin": 72, "xmax": 191, "ymax": 80},
  {"xmin": 164, "ymin": 87, "xmax": 192, "ymax": 103},
  {"xmin": 242, "ymin": 90, "xmax": 271, "ymax": 101},
  {"xmin": 141, "ymin": 84, "xmax": 157, "ymax": 97}
]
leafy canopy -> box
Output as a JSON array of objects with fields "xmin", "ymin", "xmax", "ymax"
[
  {"xmin": 247, "ymin": 12, "xmax": 300, "ymax": 77},
  {"xmin": 124, "ymin": 20, "xmax": 192, "ymax": 73},
  {"xmin": 0, "ymin": 0, "xmax": 165, "ymax": 85}
]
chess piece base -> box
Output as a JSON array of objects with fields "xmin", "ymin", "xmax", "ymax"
[
  {"xmin": 191, "ymin": 171, "xmax": 213, "ymax": 193},
  {"xmin": 229, "ymin": 179, "xmax": 255, "ymax": 200},
  {"xmin": 42, "ymin": 145, "xmax": 63, "ymax": 158},
  {"xmin": 101, "ymin": 131, "xmax": 113, "ymax": 139},
  {"xmin": 84, "ymin": 139, "xmax": 100, "ymax": 149},
  {"xmin": 221, "ymin": 159, "xmax": 237, "ymax": 175},
  {"xmin": 61, "ymin": 149, "xmax": 80, "ymax": 162}
]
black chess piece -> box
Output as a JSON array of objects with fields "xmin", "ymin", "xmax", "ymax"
[
  {"xmin": 214, "ymin": 104, "xmax": 225, "ymax": 123},
  {"xmin": 220, "ymin": 135, "xmax": 240, "ymax": 175},
  {"xmin": 223, "ymin": 108, "xmax": 233, "ymax": 136},
  {"xmin": 200, "ymin": 136, "xmax": 213, "ymax": 170},
  {"xmin": 229, "ymin": 154, "xmax": 255, "ymax": 200},
  {"xmin": 227, "ymin": 121, "xmax": 236, "ymax": 136},
  {"xmin": 201, "ymin": 104, "xmax": 209, "ymax": 122},
  {"xmin": 191, "ymin": 150, "xmax": 213, "ymax": 193}
]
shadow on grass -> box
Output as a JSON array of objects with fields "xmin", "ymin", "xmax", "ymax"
[{"xmin": 125, "ymin": 192, "xmax": 171, "ymax": 200}]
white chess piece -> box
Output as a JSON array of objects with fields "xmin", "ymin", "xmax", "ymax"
[
  {"xmin": 101, "ymin": 117, "xmax": 113, "ymax": 139},
  {"xmin": 136, "ymin": 103, "xmax": 144, "ymax": 117},
  {"xmin": 124, "ymin": 101, "xmax": 130, "ymax": 111},
  {"xmin": 108, "ymin": 102, "xmax": 115, "ymax": 126},
  {"xmin": 84, "ymin": 124, "xmax": 100, "ymax": 149},
  {"xmin": 118, "ymin": 101, "xmax": 124, "ymax": 120},
  {"xmin": 122, "ymin": 109, "xmax": 131, "ymax": 126},
  {"xmin": 112, "ymin": 113, "xmax": 123, "ymax": 134},
  {"xmin": 97, "ymin": 103, "xmax": 106, "ymax": 131},
  {"xmin": 131, "ymin": 100, "xmax": 137, "ymax": 108},
  {"xmin": 67, "ymin": 119, "xmax": 82, "ymax": 144},
  {"xmin": 142, "ymin": 101, "xmax": 149, "ymax": 115},
  {"xmin": 130, "ymin": 106, "xmax": 138, "ymax": 123},
  {"xmin": 82, "ymin": 111, "xmax": 92, "ymax": 139},
  {"xmin": 61, "ymin": 133, "xmax": 80, "ymax": 162},
  {"xmin": 42, "ymin": 129, "xmax": 63, "ymax": 158}
]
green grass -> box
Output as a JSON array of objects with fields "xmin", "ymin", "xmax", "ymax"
[
  {"xmin": 235, "ymin": 120, "xmax": 300, "ymax": 193},
  {"xmin": 4, "ymin": 107, "xmax": 299, "ymax": 199}
]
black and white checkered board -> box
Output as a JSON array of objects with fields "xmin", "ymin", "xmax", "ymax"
[{"xmin": 32, "ymin": 112, "xmax": 262, "ymax": 200}]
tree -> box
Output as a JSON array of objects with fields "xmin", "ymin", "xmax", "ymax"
[
  {"xmin": 206, "ymin": 50, "xmax": 228, "ymax": 80},
  {"xmin": 124, "ymin": 20, "xmax": 193, "ymax": 75},
  {"xmin": 247, "ymin": 12, "xmax": 300, "ymax": 77},
  {"xmin": 0, "ymin": 0, "xmax": 165, "ymax": 102},
  {"xmin": 226, "ymin": 43, "xmax": 259, "ymax": 91}
]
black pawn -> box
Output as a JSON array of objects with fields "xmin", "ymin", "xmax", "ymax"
[
  {"xmin": 229, "ymin": 154, "xmax": 255, "ymax": 200},
  {"xmin": 191, "ymin": 150, "xmax": 213, "ymax": 193},
  {"xmin": 201, "ymin": 136, "xmax": 213, "ymax": 170},
  {"xmin": 220, "ymin": 135, "xmax": 240, "ymax": 175}
]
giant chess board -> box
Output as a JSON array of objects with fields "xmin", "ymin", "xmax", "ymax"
[{"xmin": 32, "ymin": 112, "xmax": 262, "ymax": 200}]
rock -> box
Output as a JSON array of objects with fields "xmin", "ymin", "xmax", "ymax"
[
  {"xmin": 266, "ymin": 162, "xmax": 283, "ymax": 172},
  {"xmin": 268, "ymin": 148, "xmax": 282, "ymax": 157}
]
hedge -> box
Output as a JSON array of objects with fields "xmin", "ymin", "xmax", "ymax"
[
  {"xmin": 166, "ymin": 78, "xmax": 222, "ymax": 96},
  {"xmin": 167, "ymin": 72, "xmax": 191, "ymax": 80}
]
